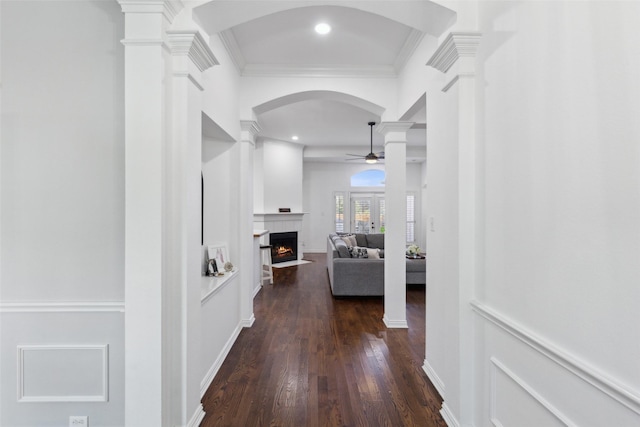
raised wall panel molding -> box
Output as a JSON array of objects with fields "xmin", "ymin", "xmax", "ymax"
[
  {"xmin": 0, "ymin": 301, "xmax": 125, "ymax": 313},
  {"xmin": 17, "ymin": 345, "xmax": 109, "ymax": 403},
  {"xmin": 490, "ymin": 357, "xmax": 576, "ymax": 427},
  {"xmin": 166, "ymin": 30, "xmax": 219, "ymax": 72},
  {"xmin": 472, "ymin": 300, "xmax": 640, "ymax": 415},
  {"xmin": 426, "ymin": 32, "xmax": 482, "ymax": 73},
  {"xmin": 422, "ymin": 358, "xmax": 446, "ymax": 397}
]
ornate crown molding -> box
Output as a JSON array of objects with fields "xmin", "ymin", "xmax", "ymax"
[
  {"xmin": 394, "ymin": 29, "xmax": 425, "ymax": 74},
  {"xmin": 240, "ymin": 120, "xmax": 262, "ymax": 143},
  {"xmin": 219, "ymin": 30, "xmax": 246, "ymax": 75},
  {"xmin": 426, "ymin": 32, "xmax": 482, "ymax": 73},
  {"xmin": 166, "ymin": 30, "xmax": 219, "ymax": 72},
  {"xmin": 118, "ymin": 0, "xmax": 182, "ymax": 23}
]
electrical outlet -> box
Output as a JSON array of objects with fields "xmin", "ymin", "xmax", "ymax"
[{"xmin": 69, "ymin": 416, "xmax": 88, "ymax": 427}]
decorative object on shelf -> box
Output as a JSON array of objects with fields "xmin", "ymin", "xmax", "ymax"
[
  {"xmin": 224, "ymin": 261, "xmax": 234, "ymax": 272},
  {"xmin": 207, "ymin": 259, "xmax": 218, "ymax": 276},
  {"xmin": 207, "ymin": 243, "xmax": 230, "ymax": 275},
  {"xmin": 278, "ymin": 208, "xmax": 291, "ymax": 212},
  {"xmin": 406, "ymin": 244, "xmax": 422, "ymax": 258}
]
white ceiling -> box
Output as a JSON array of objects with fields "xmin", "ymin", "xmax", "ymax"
[{"xmin": 193, "ymin": 1, "xmax": 456, "ymax": 162}]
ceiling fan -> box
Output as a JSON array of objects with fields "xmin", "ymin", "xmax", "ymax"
[{"xmin": 346, "ymin": 121, "xmax": 384, "ymax": 164}]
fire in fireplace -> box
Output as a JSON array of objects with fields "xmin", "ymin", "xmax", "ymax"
[{"xmin": 269, "ymin": 231, "xmax": 298, "ymax": 263}]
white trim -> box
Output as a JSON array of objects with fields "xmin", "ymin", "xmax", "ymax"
[
  {"xmin": 241, "ymin": 314, "xmax": 255, "ymax": 328},
  {"xmin": 426, "ymin": 32, "xmax": 482, "ymax": 73},
  {"xmin": 252, "ymin": 283, "xmax": 262, "ymax": 299},
  {"xmin": 440, "ymin": 402, "xmax": 460, "ymax": 427},
  {"xmin": 241, "ymin": 64, "xmax": 397, "ymax": 78},
  {"xmin": 422, "ymin": 358, "xmax": 445, "ymax": 397},
  {"xmin": 201, "ymin": 269, "xmax": 239, "ymax": 304},
  {"xmin": 200, "ymin": 324, "xmax": 243, "ymax": 398},
  {"xmin": 472, "ymin": 300, "xmax": 640, "ymax": 415},
  {"xmin": 394, "ymin": 29, "xmax": 425, "ymax": 73},
  {"xmin": 187, "ymin": 404, "xmax": 206, "ymax": 427},
  {"xmin": 382, "ymin": 315, "xmax": 408, "ymax": 329},
  {"xmin": 490, "ymin": 357, "xmax": 576, "ymax": 427},
  {"xmin": 218, "ymin": 30, "xmax": 245, "ymax": 74},
  {"xmin": 0, "ymin": 301, "xmax": 125, "ymax": 313},
  {"xmin": 17, "ymin": 344, "xmax": 109, "ymax": 403},
  {"xmin": 442, "ymin": 73, "xmax": 476, "ymax": 93}
]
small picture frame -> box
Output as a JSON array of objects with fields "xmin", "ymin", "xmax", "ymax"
[
  {"xmin": 278, "ymin": 208, "xmax": 291, "ymax": 213},
  {"xmin": 207, "ymin": 244, "xmax": 229, "ymax": 272}
]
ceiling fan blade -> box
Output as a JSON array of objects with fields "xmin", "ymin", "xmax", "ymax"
[{"xmin": 345, "ymin": 154, "xmax": 366, "ymax": 158}]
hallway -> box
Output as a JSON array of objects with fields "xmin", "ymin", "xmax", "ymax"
[{"xmin": 201, "ymin": 253, "xmax": 445, "ymax": 426}]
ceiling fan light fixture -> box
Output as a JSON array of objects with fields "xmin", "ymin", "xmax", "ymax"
[
  {"xmin": 315, "ymin": 23, "xmax": 331, "ymax": 35},
  {"xmin": 365, "ymin": 153, "xmax": 378, "ymax": 164}
]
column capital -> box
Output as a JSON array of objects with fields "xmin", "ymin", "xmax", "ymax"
[
  {"xmin": 166, "ymin": 30, "xmax": 219, "ymax": 72},
  {"xmin": 240, "ymin": 120, "xmax": 261, "ymax": 144},
  {"xmin": 426, "ymin": 32, "xmax": 482, "ymax": 74},
  {"xmin": 118, "ymin": 0, "xmax": 182, "ymax": 23},
  {"xmin": 377, "ymin": 122, "xmax": 414, "ymax": 145}
]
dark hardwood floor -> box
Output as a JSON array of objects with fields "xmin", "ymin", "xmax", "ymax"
[{"xmin": 201, "ymin": 253, "xmax": 445, "ymax": 427}]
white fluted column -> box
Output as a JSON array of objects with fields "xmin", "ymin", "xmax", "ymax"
[
  {"xmin": 239, "ymin": 121, "xmax": 260, "ymax": 326},
  {"xmin": 378, "ymin": 122, "xmax": 413, "ymax": 328}
]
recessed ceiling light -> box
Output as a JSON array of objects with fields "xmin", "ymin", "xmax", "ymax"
[
  {"xmin": 292, "ymin": 135, "xmax": 299, "ymax": 141},
  {"xmin": 315, "ymin": 23, "xmax": 331, "ymax": 35}
]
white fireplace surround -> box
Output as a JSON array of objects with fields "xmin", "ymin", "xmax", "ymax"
[{"xmin": 253, "ymin": 213, "xmax": 306, "ymax": 261}]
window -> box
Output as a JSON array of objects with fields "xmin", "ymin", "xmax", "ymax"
[
  {"xmin": 406, "ymin": 193, "xmax": 415, "ymax": 243},
  {"xmin": 334, "ymin": 192, "xmax": 345, "ymax": 232},
  {"xmin": 350, "ymin": 169, "xmax": 385, "ymax": 187}
]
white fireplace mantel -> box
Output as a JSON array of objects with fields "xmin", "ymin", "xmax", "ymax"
[
  {"xmin": 253, "ymin": 212, "xmax": 306, "ymax": 222},
  {"xmin": 253, "ymin": 213, "xmax": 307, "ymax": 260}
]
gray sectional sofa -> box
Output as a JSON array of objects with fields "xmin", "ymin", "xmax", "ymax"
[{"xmin": 326, "ymin": 233, "xmax": 426, "ymax": 296}]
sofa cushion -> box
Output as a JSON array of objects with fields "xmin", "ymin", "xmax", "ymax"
[
  {"xmin": 354, "ymin": 234, "xmax": 368, "ymax": 247},
  {"xmin": 333, "ymin": 238, "xmax": 351, "ymax": 258},
  {"xmin": 366, "ymin": 233, "xmax": 384, "ymax": 249}
]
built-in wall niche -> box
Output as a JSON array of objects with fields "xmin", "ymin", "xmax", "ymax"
[{"xmin": 201, "ymin": 112, "xmax": 238, "ymax": 274}]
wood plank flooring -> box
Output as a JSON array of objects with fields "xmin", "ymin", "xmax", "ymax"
[{"xmin": 201, "ymin": 253, "xmax": 445, "ymax": 427}]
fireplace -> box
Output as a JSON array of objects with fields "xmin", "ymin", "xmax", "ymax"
[{"xmin": 269, "ymin": 231, "xmax": 298, "ymax": 264}]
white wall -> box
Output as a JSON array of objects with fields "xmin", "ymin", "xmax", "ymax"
[
  {"xmin": 426, "ymin": 1, "xmax": 640, "ymax": 425},
  {"xmin": 1, "ymin": 1, "xmax": 125, "ymax": 425},
  {"xmin": 255, "ymin": 140, "xmax": 304, "ymax": 213},
  {"xmin": 475, "ymin": 1, "xmax": 640, "ymax": 424},
  {"xmin": 302, "ymin": 161, "xmax": 424, "ymax": 253}
]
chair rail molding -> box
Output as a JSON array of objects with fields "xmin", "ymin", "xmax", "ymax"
[{"xmin": 471, "ymin": 300, "xmax": 640, "ymax": 415}]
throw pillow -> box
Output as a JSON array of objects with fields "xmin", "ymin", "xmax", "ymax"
[
  {"xmin": 342, "ymin": 234, "xmax": 357, "ymax": 248},
  {"xmin": 350, "ymin": 246, "xmax": 369, "ymax": 258},
  {"xmin": 366, "ymin": 248, "xmax": 380, "ymax": 259}
]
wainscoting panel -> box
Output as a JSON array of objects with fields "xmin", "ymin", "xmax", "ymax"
[
  {"xmin": 490, "ymin": 357, "xmax": 573, "ymax": 427},
  {"xmin": 18, "ymin": 345, "xmax": 108, "ymax": 402},
  {"xmin": 472, "ymin": 301, "xmax": 640, "ymax": 426},
  {"xmin": 0, "ymin": 307, "xmax": 124, "ymax": 427}
]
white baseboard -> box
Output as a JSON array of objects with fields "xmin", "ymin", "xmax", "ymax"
[
  {"xmin": 200, "ymin": 323, "xmax": 243, "ymax": 398},
  {"xmin": 382, "ymin": 314, "xmax": 408, "ymax": 329},
  {"xmin": 186, "ymin": 404, "xmax": 205, "ymax": 427},
  {"xmin": 241, "ymin": 314, "xmax": 255, "ymax": 328},
  {"xmin": 253, "ymin": 283, "xmax": 262, "ymax": 298},
  {"xmin": 422, "ymin": 358, "xmax": 445, "ymax": 397},
  {"xmin": 440, "ymin": 402, "xmax": 460, "ymax": 427}
]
